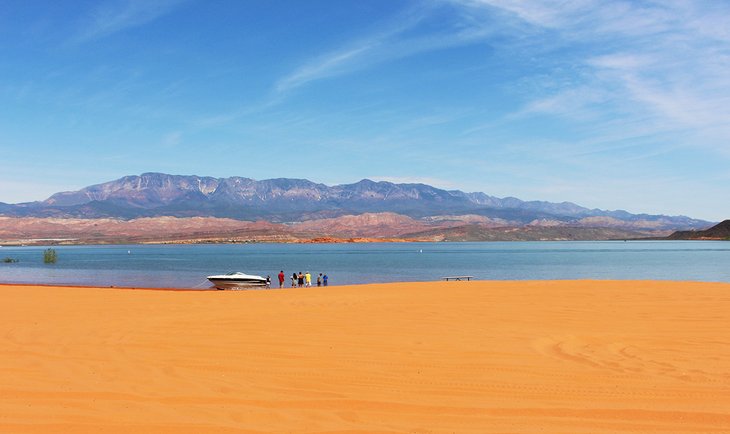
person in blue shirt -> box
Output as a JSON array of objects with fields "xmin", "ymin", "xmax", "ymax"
[{"xmin": 322, "ymin": 274, "xmax": 328, "ymax": 286}]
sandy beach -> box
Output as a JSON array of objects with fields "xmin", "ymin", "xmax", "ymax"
[{"xmin": 1, "ymin": 280, "xmax": 729, "ymax": 433}]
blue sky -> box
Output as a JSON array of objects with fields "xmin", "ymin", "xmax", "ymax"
[{"xmin": 1, "ymin": 0, "xmax": 728, "ymax": 221}]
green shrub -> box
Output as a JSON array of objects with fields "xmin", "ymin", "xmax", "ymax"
[
  {"xmin": 43, "ymin": 248, "xmax": 57, "ymax": 264},
  {"xmin": 2, "ymin": 257, "xmax": 18, "ymax": 263}
]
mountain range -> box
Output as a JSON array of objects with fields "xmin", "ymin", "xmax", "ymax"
[
  {"xmin": 1, "ymin": 173, "xmax": 711, "ymax": 226},
  {"xmin": 668, "ymin": 220, "xmax": 730, "ymax": 240},
  {"xmin": 0, "ymin": 173, "xmax": 715, "ymax": 243}
]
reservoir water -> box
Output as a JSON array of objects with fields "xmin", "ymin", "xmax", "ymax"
[{"xmin": 0, "ymin": 241, "xmax": 729, "ymax": 289}]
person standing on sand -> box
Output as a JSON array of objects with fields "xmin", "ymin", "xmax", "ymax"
[
  {"xmin": 323, "ymin": 274, "xmax": 328, "ymax": 286},
  {"xmin": 305, "ymin": 271, "xmax": 311, "ymax": 287},
  {"xmin": 298, "ymin": 272, "xmax": 304, "ymax": 287},
  {"xmin": 291, "ymin": 273, "xmax": 297, "ymax": 287},
  {"xmin": 317, "ymin": 273, "xmax": 322, "ymax": 287},
  {"xmin": 278, "ymin": 270, "xmax": 285, "ymax": 288}
]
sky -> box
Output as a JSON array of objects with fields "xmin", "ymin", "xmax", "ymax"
[{"xmin": 1, "ymin": 0, "xmax": 729, "ymax": 221}]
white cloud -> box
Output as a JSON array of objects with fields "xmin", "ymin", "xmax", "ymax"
[
  {"xmin": 73, "ymin": 0, "xmax": 187, "ymax": 43},
  {"xmin": 452, "ymin": 0, "xmax": 586, "ymax": 28},
  {"xmin": 273, "ymin": 3, "xmax": 496, "ymax": 96},
  {"xmin": 588, "ymin": 54, "xmax": 655, "ymax": 71},
  {"xmin": 275, "ymin": 45, "xmax": 375, "ymax": 95},
  {"xmin": 457, "ymin": 0, "xmax": 730, "ymax": 157},
  {"xmin": 273, "ymin": 8, "xmax": 425, "ymax": 95}
]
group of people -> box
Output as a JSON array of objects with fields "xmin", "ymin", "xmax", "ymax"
[{"xmin": 275, "ymin": 271, "xmax": 328, "ymax": 288}]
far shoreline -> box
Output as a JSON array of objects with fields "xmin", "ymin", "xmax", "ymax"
[
  {"xmin": 3, "ymin": 237, "xmax": 727, "ymax": 247},
  {"xmin": 1, "ymin": 236, "xmax": 432, "ymax": 247}
]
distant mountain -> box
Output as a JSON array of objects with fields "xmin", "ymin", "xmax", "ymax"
[
  {"xmin": 1, "ymin": 172, "xmax": 712, "ymax": 231},
  {"xmin": 667, "ymin": 220, "xmax": 730, "ymax": 240}
]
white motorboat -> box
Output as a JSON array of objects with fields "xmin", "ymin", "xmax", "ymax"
[{"xmin": 207, "ymin": 272, "xmax": 268, "ymax": 289}]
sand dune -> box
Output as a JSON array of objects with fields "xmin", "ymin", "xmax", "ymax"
[{"xmin": 1, "ymin": 280, "xmax": 729, "ymax": 433}]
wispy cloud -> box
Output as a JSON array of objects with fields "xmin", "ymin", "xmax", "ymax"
[
  {"xmin": 451, "ymin": 0, "xmax": 583, "ymax": 28},
  {"xmin": 72, "ymin": 0, "xmax": 188, "ymax": 43},
  {"xmin": 273, "ymin": 6, "xmax": 428, "ymax": 94},
  {"xmin": 196, "ymin": 3, "xmax": 497, "ymax": 128},
  {"xmin": 273, "ymin": 3, "xmax": 495, "ymax": 96},
  {"xmin": 275, "ymin": 45, "xmax": 375, "ymax": 95},
  {"xmin": 458, "ymin": 0, "xmax": 730, "ymax": 156}
]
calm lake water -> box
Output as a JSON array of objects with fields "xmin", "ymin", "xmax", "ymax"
[{"xmin": 0, "ymin": 241, "xmax": 729, "ymax": 289}]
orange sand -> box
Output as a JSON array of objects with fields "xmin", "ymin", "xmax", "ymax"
[{"xmin": 1, "ymin": 280, "xmax": 729, "ymax": 433}]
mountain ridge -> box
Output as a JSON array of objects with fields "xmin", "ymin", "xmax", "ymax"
[
  {"xmin": 1, "ymin": 172, "xmax": 712, "ymax": 231},
  {"xmin": 667, "ymin": 220, "xmax": 730, "ymax": 240}
]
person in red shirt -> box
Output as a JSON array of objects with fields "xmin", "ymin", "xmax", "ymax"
[{"xmin": 277, "ymin": 270, "xmax": 285, "ymax": 288}]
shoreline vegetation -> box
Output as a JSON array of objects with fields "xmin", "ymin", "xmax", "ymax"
[{"xmin": 1, "ymin": 279, "xmax": 729, "ymax": 432}]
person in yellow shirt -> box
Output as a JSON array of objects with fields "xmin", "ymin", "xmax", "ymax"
[{"xmin": 305, "ymin": 271, "xmax": 312, "ymax": 287}]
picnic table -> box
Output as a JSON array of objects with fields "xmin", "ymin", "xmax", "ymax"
[{"xmin": 441, "ymin": 276, "xmax": 474, "ymax": 281}]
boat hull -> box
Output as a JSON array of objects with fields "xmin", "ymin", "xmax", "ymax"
[
  {"xmin": 207, "ymin": 272, "xmax": 269, "ymax": 290},
  {"xmin": 208, "ymin": 279, "xmax": 268, "ymax": 290}
]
